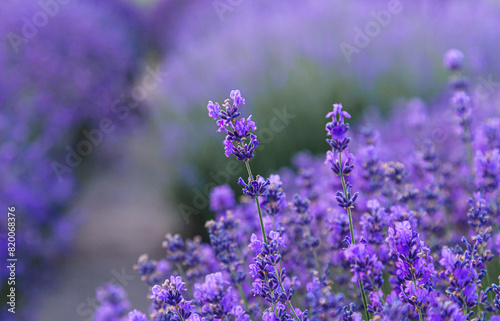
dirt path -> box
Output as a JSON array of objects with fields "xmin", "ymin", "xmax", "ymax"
[{"xmin": 37, "ymin": 125, "xmax": 181, "ymax": 321}]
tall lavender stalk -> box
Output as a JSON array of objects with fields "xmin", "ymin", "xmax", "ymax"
[
  {"xmin": 207, "ymin": 90, "xmax": 303, "ymax": 321},
  {"xmin": 207, "ymin": 90, "xmax": 268, "ymax": 242},
  {"xmin": 325, "ymin": 104, "xmax": 370, "ymax": 321}
]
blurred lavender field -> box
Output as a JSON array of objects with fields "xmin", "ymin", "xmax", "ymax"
[{"xmin": 0, "ymin": 0, "xmax": 499, "ymax": 320}]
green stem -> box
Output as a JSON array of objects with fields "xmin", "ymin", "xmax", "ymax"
[
  {"xmin": 485, "ymin": 270, "xmax": 491, "ymax": 293},
  {"xmin": 244, "ymin": 160, "xmax": 299, "ymax": 320},
  {"xmin": 176, "ymin": 263, "xmax": 187, "ymax": 281},
  {"xmin": 237, "ymin": 283, "xmax": 250, "ymax": 312},
  {"xmin": 411, "ymin": 273, "xmax": 424, "ymax": 321},
  {"xmin": 338, "ymin": 152, "xmax": 371, "ymax": 321},
  {"xmin": 287, "ymin": 302, "xmax": 300, "ymax": 321},
  {"xmin": 305, "ymin": 225, "xmax": 323, "ymax": 280},
  {"xmin": 271, "ymin": 261, "xmax": 301, "ymax": 321},
  {"xmin": 271, "ymin": 302, "xmax": 277, "ymax": 316},
  {"xmin": 358, "ymin": 280, "xmax": 371, "ymax": 321},
  {"xmin": 339, "ymin": 153, "xmax": 356, "ymax": 244},
  {"xmin": 462, "ymin": 289, "xmax": 468, "ymax": 316},
  {"xmin": 244, "ymin": 159, "xmax": 255, "ymax": 180},
  {"xmin": 476, "ymin": 295, "xmax": 482, "ymax": 317},
  {"xmin": 464, "ymin": 127, "xmax": 475, "ymax": 181},
  {"xmin": 264, "ymin": 276, "xmax": 279, "ymax": 317},
  {"xmin": 367, "ymin": 275, "xmax": 385, "ymax": 305},
  {"xmin": 245, "ymin": 161, "xmax": 268, "ymax": 244},
  {"xmin": 255, "ymin": 198, "xmax": 267, "ymax": 244},
  {"xmin": 230, "ymin": 270, "xmax": 250, "ymax": 312},
  {"xmin": 312, "ymin": 249, "xmax": 322, "ymax": 278},
  {"xmin": 480, "ymin": 243, "xmax": 493, "ymax": 306},
  {"xmin": 175, "ymin": 307, "xmax": 186, "ymax": 321},
  {"xmin": 460, "ymin": 121, "xmax": 476, "ymax": 194}
]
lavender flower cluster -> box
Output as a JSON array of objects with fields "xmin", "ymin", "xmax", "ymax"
[{"xmin": 93, "ymin": 50, "xmax": 500, "ymax": 321}]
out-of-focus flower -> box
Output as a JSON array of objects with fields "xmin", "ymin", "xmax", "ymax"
[
  {"xmin": 444, "ymin": 49, "xmax": 465, "ymax": 71},
  {"xmin": 0, "ymin": 0, "xmax": 145, "ymax": 313}
]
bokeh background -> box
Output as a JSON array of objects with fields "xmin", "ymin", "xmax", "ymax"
[{"xmin": 1, "ymin": 0, "xmax": 500, "ymax": 320}]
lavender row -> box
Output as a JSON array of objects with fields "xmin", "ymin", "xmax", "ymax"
[{"xmin": 93, "ymin": 51, "xmax": 500, "ymax": 320}]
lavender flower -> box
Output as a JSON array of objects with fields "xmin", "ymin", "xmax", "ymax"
[
  {"xmin": 335, "ymin": 183, "xmax": 359, "ymax": 210},
  {"xmin": 341, "ymin": 303, "xmax": 361, "ymax": 321},
  {"xmin": 326, "ymin": 104, "xmax": 352, "ymax": 153},
  {"xmin": 360, "ymin": 200, "xmax": 387, "ymax": 245},
  {"xmin": 261, "ymin": 175, "xmax": 287, "ymax": 218},
  {"xmin": 491, "ymin": 277, "xmax": 500, "ymax": 312},
  {"xmin": 238, "ymin": 176, "xmax": 271, "ymax": 199},
  {"xmin": 325, "ymin": 103, "xmax": 370, "ymax": 320},
  {"xmin": 344, "ymin": 242, "xmax": 385, "ymax": 314},
  {"xmin": 451, "ymin": 91, "xmax": 473, "ymax": 143},
  {"xmin": 443, "ymin": 49, "xmax": 465, "ymax": 71},
  {"xmin": 205, "ymin": 215, "xmax": 248, "ymax": 294},
  {"xmin": 207, "ymin": 90, "xmax": 260, "ymax": 161},
  {"xmin": 134, "ymin": 254, "xmax": 169, "ymax": 287},
  {"xmin": 209, "ymin": 184, "xmax": 236, "ymax": 213},
  {"xmin": 386, "ymin": 221, "xmax": 436, "ymax": 317},
  {"xmin": 439, "ymin": 246, "xmax": 480, "ymax": 310},
  {"xmin": 248, "ymin": 230, "xmax": 308, "ymax": 320},
  {"xmin": 193, "ymin": 272, "xmax": 249, "ymax": 320},
  {"xmin": 475, "ymin": 149, "xmax": 500, "ymax": 192},
  {"xmin": 128, "ymin": 310, "xmax": 147, "ymax": 321},
  {"xmin": 94, "ymin": 283, "xmax": 131, "ymax": 321},
  {"xmin": 425, "ymin": 299, "xmax": 467, "ymax": 321},
  {"xmin": 151, "ymin": 276, "xmax": 200, "ymax": 321}
]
